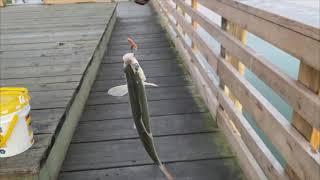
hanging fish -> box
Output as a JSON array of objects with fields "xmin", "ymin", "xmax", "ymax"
[{"xmin": 108, "ymin": 38, "xmax": 173, "ymax": 180}]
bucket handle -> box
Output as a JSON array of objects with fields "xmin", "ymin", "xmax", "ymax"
[{"xmin": 0, "ymin": 115, "xmax": 19, "ymax": 148}]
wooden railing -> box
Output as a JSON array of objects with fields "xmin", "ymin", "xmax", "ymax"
[
  {"xmin": 0, "ymin": 0, "xmax": 112, "ymax": 6},
  {"xmin": 151, "ymin": 0, "xmax": 320, "ymax": 180}
]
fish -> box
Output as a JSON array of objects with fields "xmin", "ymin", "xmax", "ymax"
[{"xmin": 108, "ymin": 52, "xmax": 173, "ymax": 180}]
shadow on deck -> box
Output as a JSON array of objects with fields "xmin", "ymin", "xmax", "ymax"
[{"xmin": 59, "ymin": 2, "xmax": 244, "ymax": 180}]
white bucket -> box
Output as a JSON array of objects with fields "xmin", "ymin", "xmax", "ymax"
[{"xmin": 0, "ymin": 88, "xmax": 34, "ymax": 158}]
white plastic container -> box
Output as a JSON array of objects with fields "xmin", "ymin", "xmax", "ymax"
[{"xmin": 0, "ymin": 87, "xmax": 34, "ymax": 158}]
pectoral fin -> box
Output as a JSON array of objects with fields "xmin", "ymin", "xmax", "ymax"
[
  {"xmin": 107, "ymin": 84, "xmax": 128, "ymax": 96},
  {"xmin": 143, "ymin": 82, "xmax": 159, "ymax": 87}
]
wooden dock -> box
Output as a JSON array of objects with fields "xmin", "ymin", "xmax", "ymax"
[
  {"xmin": 1, "ymin": 0, "xmax": 319, "ymax": 180},
  {"xmin": 59, "ymin": 2, "xmax": 243, "ymax": 179},
  {"xmin": 0, "ymin": 3, "xmax": 117, "ymax": 179}
]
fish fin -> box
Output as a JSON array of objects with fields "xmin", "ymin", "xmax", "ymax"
[
  {"xmin": 143, "ymin": 82, "xmax": 159, "ymax": 87},
  {"xmin": 159, "ymin": 165, "xmax": 174, "ymax": 180},
  {"xmin": 107, "ymin": 85, "xmax": 128, "ymax": 96}
]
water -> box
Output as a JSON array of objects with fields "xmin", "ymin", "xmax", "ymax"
[
  {"xmin": 245, "ymin": 33, "xmax": 300, "ymax": 120},
  {"xmin": 241, "ymin": 32, "xmax": 301, "ymax": 165}
]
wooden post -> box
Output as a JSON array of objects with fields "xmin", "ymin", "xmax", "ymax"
[
  {"xmin": 292, "ymin": 63, "xmax": 320, "ymax": 152},
  {"xmin": 0, "ymin": 0, "xmax": 5, "ymax": 7},
  {"xmin": 284, "ymin": 63, "xmax": 320, "ymax": 180},
  {"xmin": 220, "ymin": 17, "xmax": 246, "ymax": 111},
  {"xmin": 176, "ymin": 1, "xmax": 187, "ymax": 37},
  {"xmin": 176, "ymin": 2, "xmax": 183, "ymax": 35},
  {"xmin": 191, "ymin": 0, "xmax": 197, "ymax": 50}
]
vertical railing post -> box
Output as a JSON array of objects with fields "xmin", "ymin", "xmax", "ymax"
[
  {"xmin": 284, "ymin": 63, "xmax": 320, "ymax": 179},
  {"xmin": 191, "ymin": 0, "xmax": 198, "ymax": 50},
  {"xmin": 175, "ymin": 2, "xmax": 179, "ymax": 26},
  {"xmin": 0, "ymin": 0, "xmax": 5, "ymax": 7},
  {"xmin": 292, "ymin": 64, "xmax": 320, "ymax": 152},
  {"xmin": 176, "ymin": 1, "xmax": 183, "ymax": 35},
  {"xmin": 176, "ymin": 1, "xmax": 186, "ymax": 37},
  {"xmin": 220, "ymin": 17, "xmax": 247, "ymax": 111}
]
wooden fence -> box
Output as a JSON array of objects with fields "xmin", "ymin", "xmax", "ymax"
[{"xmin": 151, "ymin": 0, "xmax": 320, "ymax": 180}]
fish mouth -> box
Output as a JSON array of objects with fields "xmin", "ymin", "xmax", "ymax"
[{"xmin": 134, "ymin": 0, "xmax": 150, "ymax": 5}]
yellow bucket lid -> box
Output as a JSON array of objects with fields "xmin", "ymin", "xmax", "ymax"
[{"xmin": 0, "ymin": 87, "xmax": 30, "ymax": 116}]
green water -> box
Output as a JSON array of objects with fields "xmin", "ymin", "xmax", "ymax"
[
  {"xmin": 243, "ymin": 33, "xmax": 300, "ymax": 165},
  {"xmin": 245, "ymin": 34, "xmax": 300, "ymax": 116}
]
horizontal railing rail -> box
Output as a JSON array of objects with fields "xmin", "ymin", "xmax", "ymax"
[{"xmin": 151, "ymin": 0, "xmax": 320, "ymax": 180}]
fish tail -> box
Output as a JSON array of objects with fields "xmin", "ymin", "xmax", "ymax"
[{"xmin": 159, "ymin": 164, "xmax": 174, "ymax": 180}]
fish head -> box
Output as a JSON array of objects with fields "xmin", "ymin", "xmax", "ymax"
[
  {"xmin": 122, "ymin": 53, "xmax": 146, "ymax": 81},
  {"xmin": 123, "ymin": 53, "xmax": 138, "ymax": 66}
]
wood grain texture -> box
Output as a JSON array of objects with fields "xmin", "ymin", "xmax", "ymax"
[
  {"xmin": 93, "ymin": 75, "xmax": 191, "ymax": 91},
  {"xmin": 217, "ymin": 108, "xmax": 268, "ymax": 180},
  {"xmin": 0, "ymin": 40, "xmax": 98, "ymax": 53},
  {"xmin": 87, "ymin": 86, "xmax": 198, "ymax": 105},
  {"xmin": 0, "ymin": 2, "xmax": 116, "ymax": 179},
  {"xmin": 108, "ymin": 41, "xmax": 170, "ymax": 50},
  {"xmin": 292, "ymin": 59, "xmax": 320, "ymax": 152},
  {"xmin": 154, "ymin": 1, "xmax": 264, "ymax": 179},
  {"xmin": 104, "ymin": 53, "xmax": 176, "ymax": 64},
  {"xmin": 60, "ymin": 159, "xmax": 243, "ymax": 180},
  {"xmin": 217, "ymin": 58, "xmax": 320, "ymax": 180},
  {"xmin": 62, "ymin": 133, "xmax": 233, "ymax": 172},
  {"xmin": 175, "ymin": 0, "xmax": 320, "ymax": 128},
  {"xmin": 81, "ymin": 98, "xmax": 208, "ymax": 121},
  {"xmin": 44, "ymin": 0, "xmax": 112, "ymax": 4},
  {"xmin": 198, "ymin": 0, "xmax": 320, "ymax": 71},
  {"xmin": 97, "ymin": 64, "xmax": 185, "ymax": 80},
  {"xmin": 218, "ymin": 90, "xmax": 289, "ymax": 180},
  {"xmin": 72, "ymin": 113, "xmax": 217, "ymax": 142},
  {"xmin": 157, "ymin": 0, "xmax": 220, "ymax": 110},
  {"xmin": 155, "ymin": 1, "xmax": 320, "ymax": 180},
  {"xmin": 220, "ymin": 0, "xmax": 320, "ymax": 40}
]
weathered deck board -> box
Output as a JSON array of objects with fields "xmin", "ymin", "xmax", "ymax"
[
  {"xmin": 104, "ymin": 53, "xmax": 176, "ymax": 64},
  {"xmin": 62, "ymin": 133, "xmax": 233, "ymax": 172},
  {"xmin": 97, "ymin": 65, "xmax": 185, "ymax": 80},
  {"xmin": 0, "ymin": 40, "xmax": 98, "ymax": 51},
  {"xmin": 60, "ymin": 159, "xmax": 243, "ymax": 180},
  {"xmin": 0, "ymin": 3, "xmax": 117, "ymax": 179},
  {"xmin": 92, "ymin": 75, "xmax": 191, "ymax": 92},
  {"xmin": 71, "ymin": 113, "xmax": 217, "ymax": 143},
  {"xmin": 81, "ymin": 98, "xmax": 208, "ymax": 121},
  {"xmin": 0, "ymin": 75, "xmax": 82, "ymax": 92},
  {"xmin": 59, "ymin": 2, "xmax": 244, "ymax": 180},
  {"xmin": 108, "ymin": 41, "xmax": 170, "ymax": 50},
  {"xmin": 87, "ymin": 86, "xmax": 198, "ymax": 105},
  {"xmin": 1, "ymin": 64, "xmax": 87, "ymax": 79}
]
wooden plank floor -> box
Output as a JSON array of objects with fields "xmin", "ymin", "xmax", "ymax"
[
  {"xmin": 0, "ymin": 3, "xmax": 116, "ymax": 177},
  {"xmin": 59, "ymin": 2, "xmax": 244, "ymax": 180}
]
